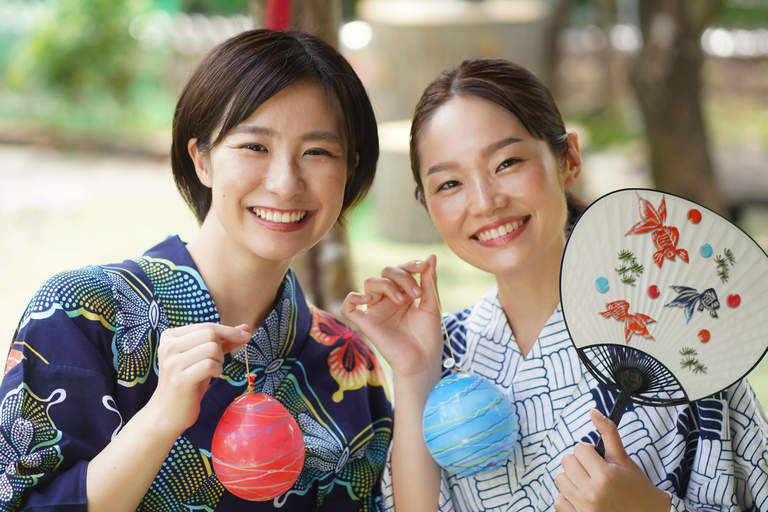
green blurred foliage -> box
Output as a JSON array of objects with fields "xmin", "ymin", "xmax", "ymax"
[
  {"xmin": 182, "ymin": 0, "xmax": 246, "ymax": 15},
  {"xmin": 6, "ymin": 0, "xmax": 152, "ymax": 103},
  {"xmin": 721, "ymin": 1, "xmax": 768, "ymax": 28}
]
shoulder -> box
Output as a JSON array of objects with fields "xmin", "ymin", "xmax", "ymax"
[
  {"xmin": 21, "ymin": 264, "xmax": 118, "ymax": 328},
  {"xmin": 441, "ymin": 287, "xmax": 496, "ymax": 340},
  {"xmin": 724, "ymin": 378, "xmax": 768, "ymax": 431}
]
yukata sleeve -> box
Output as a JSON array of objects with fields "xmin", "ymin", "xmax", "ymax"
[
  {"xmin": 0, "ymin": 269, "xmax": 120, "ymax": 512},
  {"xmin": 339, "ymin": 377, "xmax": 394, "ymax": 512},
  {"xmin": 668, "ymin": 379, "xmax": 768, "ymax": 512}
]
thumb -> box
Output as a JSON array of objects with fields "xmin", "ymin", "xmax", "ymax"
[
  {"xmin": 418, "ymin": 254, "xmax": 440, "ymax": 315},
  {"xmin": 591, "ymin": 408, "xmax": 629, "ymax": 464}
]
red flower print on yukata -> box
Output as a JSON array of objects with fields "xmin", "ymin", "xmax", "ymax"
[{"xmin": 310, "ymin": 308, "xmax": 389, "ymax": 402}]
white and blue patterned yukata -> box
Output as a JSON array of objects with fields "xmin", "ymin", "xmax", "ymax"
[
  {"xmin": 0, "ymin": 236, "xmax": 392, "ymax": 511},
  {"xmin": 381, "ymin": 285, "xmax": 768, "ymax": 511}
]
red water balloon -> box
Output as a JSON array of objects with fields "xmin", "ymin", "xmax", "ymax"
[
  {"xmin": 727, "ymin": 294, "xmax": 741, "ymax": 308},
  {"xmin": 212, "ymin": 393, "xmax": 305, "ymax": 501},
  {"xmin": 648, "ymin": 285, "xmax": 660, "ymax": 299}
]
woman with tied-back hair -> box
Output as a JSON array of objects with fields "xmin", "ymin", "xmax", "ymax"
[
  {"xmin": 342, "ymin": 58, "xmax": 768, "ymax": 512},
  {"xmin": 0, "ymin": 29, "xmax": 391, "ymax": 511}
]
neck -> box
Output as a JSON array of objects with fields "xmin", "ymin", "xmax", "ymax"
[
  {"xmin": 186, "ymin": 222, "xmax": 292, "ymax": 334},
  {"xmin": 495, "ymin": 234, "xmax": 565, "ymax": 359}
]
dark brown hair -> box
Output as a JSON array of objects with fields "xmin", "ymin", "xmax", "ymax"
[
  {"xmin": 409, "ymin": 58, "xmax": 584, "ymax": 228},
  {"xmin": 171, "ymin": 29, "xmax": 379, "ymax": 224}
]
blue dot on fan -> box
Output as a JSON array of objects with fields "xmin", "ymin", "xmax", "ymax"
[
  {"xmin": 595, "ymin": 277, "xmax": 609, "ymax": 293},
  {"xmin": 422, "ymin": 372, "xmax": 519, "ymax": 478},
  {"xmin": 700, "ymin": 244, "xmax": 713, "ymax": 258}
]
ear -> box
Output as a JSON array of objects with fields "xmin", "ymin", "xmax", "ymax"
[
  {"xmin": 562, "ymin": 131, "xmax": 582, "ymax": 187},
  {"xmin": 348, "ymin": 151, "xmax": 360, "ymax": 179},
  {"xmin": 188, "ymin": 138, "xmax": 212, "ymax": 188}
]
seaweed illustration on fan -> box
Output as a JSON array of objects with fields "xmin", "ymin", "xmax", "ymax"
[
  {"xmin": 715, "ymin": 248, "xmax": 736, "ymax": 283},
  {"xmin": 625, "ymin": 193, "xmax": 689, "ymax": 268},
  {"xmin": 615, "ymin": 250, "xmax": 644, "ymax": 286},
  {"xmin": 679, "ymin": 347, "xmax": 708, "ymax": 374}
]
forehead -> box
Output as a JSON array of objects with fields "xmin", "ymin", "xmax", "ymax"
[
  {"xmin": 219, "ymin": 81, "xmax": 346, "ymax": 145},
  {"xmin": 418, "ymin": 96, "xmax": 531, "ymax": 167},
  {"xmin": 245, "ymin": 82, "xmax": 340, "ymax": 124}
]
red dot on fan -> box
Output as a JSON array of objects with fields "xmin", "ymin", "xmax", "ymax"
[
  {"xmin": 687, "ymin": 209, "xmax": 702, "ymax": 223},
  {"xmin": 698, "ymin": 329, "xmax": 710, "ymax": 343},
  {"xmin": 727, "ymin": 294, "xmax": 741, "ymax": 308},
  {"xmin": 648, "ymin": 285, "xmax": 660, "ymax": 299}
]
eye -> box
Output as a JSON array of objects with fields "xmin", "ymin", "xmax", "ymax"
[
  {"xmin": 242, "ymin": 143, "xmax": 267, "ymax": 152},
  {"xmin": 436, "ymin": 180, "xmax": 461, "ymax": 192},
  {"xmin": 497, "ymin": 157, "xmax": 522, "ymax": 171},
  {"xmin": 304, "ymin": 148, "xmax": 334, "ymax": 157}
]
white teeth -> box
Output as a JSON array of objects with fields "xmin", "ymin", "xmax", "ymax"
[
  {"xmin": 477, "ymin": 220, "xmax": 523, "ymax": 241},
  {"xmin": 254, "ymin": 208, "xmax": 307, "ymax": 224}
]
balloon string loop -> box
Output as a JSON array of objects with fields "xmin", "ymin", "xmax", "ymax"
[
  {"xmin": 244, "ymin": 342, "xmax": 254, "ymax": 394},
  {"xmin": 429, "ymin": 274, "xmax": 461, "ymax": 373}
]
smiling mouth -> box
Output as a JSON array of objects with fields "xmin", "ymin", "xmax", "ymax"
[
  {"xmin": 252, "ymin": 208, "xmax": 308, "ymax": 224},
  {"xmin": 475, "ymin": 217, "xmax": 529, "ymax": 242}
]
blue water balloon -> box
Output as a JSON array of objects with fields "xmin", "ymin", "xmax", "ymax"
[{"xmin": 422, "ymin": 372, "xmax": 519, "ymax": 477}]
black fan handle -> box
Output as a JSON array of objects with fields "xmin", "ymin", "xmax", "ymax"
[{"xmin": 595, "ymin": 387, "xmax": 633, "ymax": 458}]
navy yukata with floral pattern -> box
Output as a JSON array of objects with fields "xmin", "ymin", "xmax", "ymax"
[{"xmin": 0, "ymin": 236, "xmax": 393, "ymax": 511}]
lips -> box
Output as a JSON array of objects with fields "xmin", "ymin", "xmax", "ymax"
[{"xmin": 474, "ymin": 217, "xmax": 529, "ymax": 242}]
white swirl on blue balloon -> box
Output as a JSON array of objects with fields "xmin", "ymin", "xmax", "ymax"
[{"xmin": 422, "ymin": 372, "xmax": 519, "ymax": 477}]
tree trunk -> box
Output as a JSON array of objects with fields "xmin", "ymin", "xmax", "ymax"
[
  {"xmin": 630, "ymin": 0, "xmax": 726, "ymax": 215},
  {"xmin": 250, "ymin": 0, "xmax": 355, "ymax": 317}
]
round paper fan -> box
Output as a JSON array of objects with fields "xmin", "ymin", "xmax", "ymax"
[{"xmin": 560, "ymin": 188, "xmax": 768, "ymax": 454}]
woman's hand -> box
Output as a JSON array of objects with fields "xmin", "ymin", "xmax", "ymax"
[
  {"xmin": 554, "ymin": 409, "xmax": 672, "ymax": 512},
  {"xmin": 343, "ymin": 255, "xmax": 445, "ymax": 511},
  {"xmin": 341, "ymin": 255, "xmax": 443, "ymax": 380},
  {"xmin": 148, "ymin": 322, "xmax": 251, "ymax": 436}
]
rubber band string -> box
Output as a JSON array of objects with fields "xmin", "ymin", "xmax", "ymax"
[
  {"xmin": 430, "ymin": 276, "xmax": 462, "ymax": 373},
  {"xmin": 244, "ymin": 341, "xmax": 254, "ymax": 394}
]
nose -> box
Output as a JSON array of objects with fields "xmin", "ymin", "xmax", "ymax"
[
  {"xmin": 468, "ymin": 175, "xmax": 506, "ymax": 215},
  {"xmin": 263, "ymin": 154, "xmax": 305, "ymax": 199}
]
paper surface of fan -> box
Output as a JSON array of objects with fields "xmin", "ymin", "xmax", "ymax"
[{"xmin": 561, "ymin": 189, "xmax": 768, "ymax": 402}]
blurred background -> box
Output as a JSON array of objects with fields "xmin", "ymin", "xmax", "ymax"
[{"xmin": 1, "ymin": 0, "xmax": 767, "ymax": 397}]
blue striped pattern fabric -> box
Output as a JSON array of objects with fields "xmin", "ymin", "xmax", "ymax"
[{"xmin": 381, "ymin": 285, "xmax": 768, "ymax": 511}]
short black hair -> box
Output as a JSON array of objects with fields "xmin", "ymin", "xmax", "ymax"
[{"xmin": 171, "ymin": 29, "xmax": 379, "ymax": 224}]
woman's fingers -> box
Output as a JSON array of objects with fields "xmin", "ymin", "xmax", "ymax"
[
  {"xmin": 160, "ymin": 323, "xmax": 249, "ymax": 359},
  {"xmin": 381, "ymin": 262, "xmax": 428, "ymax": 300},
  {"xmin": 362, "ymin": 276, "xmax": 414, "ymax": 305}
]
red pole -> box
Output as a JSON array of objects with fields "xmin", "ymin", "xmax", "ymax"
[{"xmin": 265, "ymin": 0, "xmax": 292, "ymax": 31}]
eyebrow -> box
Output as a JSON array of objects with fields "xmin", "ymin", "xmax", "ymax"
[
  {"xmin": 426, "ymin": 137, "xmax": 524, "ymax": 176},
  {"xmin": 228, "ymin": 124, "xmax": 343, "ymax": 146}
]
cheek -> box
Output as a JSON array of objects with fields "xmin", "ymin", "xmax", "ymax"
[{"xmin": 426, "ymin": 199, "xmax": 462, "ymax": 235}]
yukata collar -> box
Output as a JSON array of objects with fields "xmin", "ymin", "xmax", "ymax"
[
  {"xmin": 465, "ymin": 286, "xmax": 564, "ymax": 360},
  {"xmin": 143, "ymin": 235, "xmax": 311, "ymax": 395}
]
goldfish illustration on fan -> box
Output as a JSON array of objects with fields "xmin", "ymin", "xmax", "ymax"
[
  {"xmin": 421, "ymin": 281, "xmax": 520, "ymax": 478},
  {"xmin": 211, "ymin": 358, "xmax": 305, "ymax": 501},
  {"xmin": 625, "ymin": 193, "xmax": 689, "ymax": 267}
]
